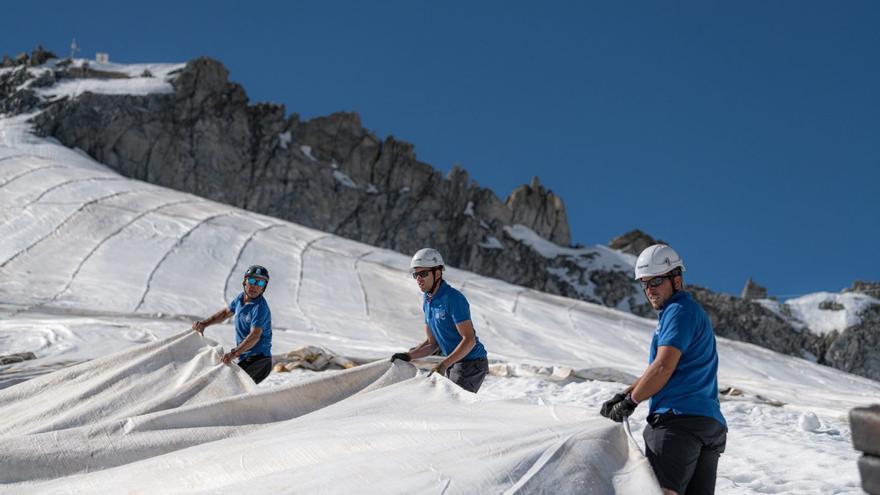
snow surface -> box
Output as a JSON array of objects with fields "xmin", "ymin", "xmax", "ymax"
[
  {"xmin": 299, "ymin": 144, "xmax": 317, "ymax": 161},
  {"xmin": 784, "ymin": 292, "xmax": 878, "ymax": 335},
  {"xmin": 0, "ymin": 63, "xmax": 876, "ymax": 494},
  {"xmin": 278, "ymin": 131, "xmax": 292, "ymax": 150},
  {"xmin": 15, "ymin": 59, "xmax": 185, "ymax": 100},
  {"xmin": 333, "ymin": 169, "xmax": 358, "ymax": 188}
]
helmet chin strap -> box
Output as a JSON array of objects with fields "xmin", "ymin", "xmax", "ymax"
[{"xmin": 426, "ymin": 268, "xmax": 442, "ymax": 294}]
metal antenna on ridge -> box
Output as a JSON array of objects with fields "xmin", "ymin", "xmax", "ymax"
[{"xmin": 70, "ymin": 38, "xmax": 79, "ymax": 60}]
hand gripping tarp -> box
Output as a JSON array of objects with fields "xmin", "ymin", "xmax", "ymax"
[{"xmin": 0, "ymin": 331, "xmax": 660, "ymax": 494}]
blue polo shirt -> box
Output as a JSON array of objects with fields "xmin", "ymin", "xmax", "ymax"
[
  {"xmin": 423, "ymin": 281, "xmax": 487, "ymax": 361},
  {"xmin": 649, "ymin": 291, "xmax": 726, "ymax": 428},
  {"xmin": 228, "ymin": 292, "xmax": 272, "ymax": 359}
]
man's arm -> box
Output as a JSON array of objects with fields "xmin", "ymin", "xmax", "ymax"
[
  {"xmin": 404, "ymin": 325, "xmax": 440, "ymax": 359},
  {"xmin": 630, "ymin": 345, "xmax": 682, "ymax": 403},
  {"xmin": 221, "ymin": 326, "xmax": 262, "ymax": 365},
  {"xmin": 192, "ymin": 308, "xmax": 234, "ymax": 334},
  {"xmin": 436, "ymin": 319, "xmax": 476, "ymax": 370},
  {"xmin": 600, "ymin": 347, "xmax": 681, "ymax": 420}
]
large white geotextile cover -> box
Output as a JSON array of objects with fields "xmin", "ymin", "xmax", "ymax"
[{"xmin": 0, "ymin": 332, "xmax": 660, "ymax": 494}]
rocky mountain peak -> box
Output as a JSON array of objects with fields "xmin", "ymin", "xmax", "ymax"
[
  {"xmin": 505, "ymin": 176, "xmax": 571, "ymax": 246},
  {"xmin": 607, "ymin": 229, "xmax": 662, "ymax": 256},
  {"xmin": 741, "ymin": 277, "xmax": 769, "ymax": 300}
]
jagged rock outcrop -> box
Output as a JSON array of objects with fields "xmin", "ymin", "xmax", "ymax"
[
  {"xmin": 608, "ymin": 230, "xmax": 661, "ymax": 256},
  {"xmin": 846, "ymin": 281, "xmax": 880, "ymax": 297},
  {"xmin": 826, "ymin": 305, "xmax": 880, "ymax": 381},
  {"xmin": 506, "ymin": 177, "xmax": 570, "ymax": 246},
  {"xmin": 741, "ymin": 277, "xmax": 769, "ymax": 300},
  {"xmin": 0, "ymin": 45, "xmax": 57, "ymax": 68}
]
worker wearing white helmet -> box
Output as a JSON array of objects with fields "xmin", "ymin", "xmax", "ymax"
[
  {"xmin": 600, "ymin": 244, "xmax": 727, "ymax": 495},
  {"xmin": 390, "ymin": 248, "xmax": 489, "ymax": 393}
]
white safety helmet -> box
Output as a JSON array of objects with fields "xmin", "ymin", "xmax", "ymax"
[
  {"xmin": 410, "ymin": 248, "xmax": 444, "ymax": 270},
  {"xmin": 634, "ymin": 244, "xmax": 685, "ymax": 280}
]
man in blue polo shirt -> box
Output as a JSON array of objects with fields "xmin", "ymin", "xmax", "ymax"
[
  {"xmin": 192, "ymin": 265, "xmax": 273, "ymax": 384},
  {"xmin": 599, "ymin": 244, "xmax": 727, "ymax": 495},
  {"xmin": 390, "ymin": 248, "xmax": 489, "ymax": 393}
]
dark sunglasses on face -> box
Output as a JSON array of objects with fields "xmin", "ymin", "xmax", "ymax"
[
  {"xmin": 640, "ymin": 274, "xmax": 673, "ymax": 290},
  {"xmin": 411, "ymin": 269, "xmax": 433, "ymax": 279},
  {"xmin": 246, "ymin": 277, "xmax": 267, "ymax": 287}
]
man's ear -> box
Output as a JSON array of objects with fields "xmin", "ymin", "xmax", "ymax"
[{"xmin": 674, "ymin": 276, "xmax": 684, "ymax": 291}]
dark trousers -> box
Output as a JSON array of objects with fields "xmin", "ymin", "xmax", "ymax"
[
  {"xmin": 237, "ymin": 354, "xmax": 272, "ymax": 384},
  {"xmin": 445, "ymin": 357, "xmax": 489, "ymax": 393},
  {"xmin": 642, "ymin": 413, "xmax": 727, "ymax": 495}
]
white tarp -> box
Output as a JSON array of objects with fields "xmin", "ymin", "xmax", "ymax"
[{"xmin": 0, "ymin": 331, "xmax": 660, "ymax": 494}]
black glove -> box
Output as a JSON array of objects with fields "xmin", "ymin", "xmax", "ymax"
[
  {"xmin": 390, "ymin": 352, "xmax": 411, "ymax": 362},
  {"xmin": 608, "ymin": 395, "xmax": 639, "ymax": 423},
  {"xmin": 600, "ymin": 393, "xmax": 626, "ymax": 418}
]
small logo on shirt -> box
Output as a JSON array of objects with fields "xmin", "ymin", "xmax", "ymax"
[
  {"xmin": 435, "ymin": 309, "xmax": 448, "ymax": 321},
  {"xmin": 244, "ymin": 314, "xmax": 252, "ymax": 324}
]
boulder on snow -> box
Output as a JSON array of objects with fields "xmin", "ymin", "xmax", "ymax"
[{"xmin": 0, "ymin": 352, "xmax": 37, "ymax": 365}]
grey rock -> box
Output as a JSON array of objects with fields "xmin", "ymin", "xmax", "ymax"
[
  {"xmin": 846, "ymin": 280, "xmax": 880, "ymax": 297},
  {"xmin": 0, "ymin": 352, "xmax": 37, "ymax": 365},
  {"xmin": 506, "ymin": 177, "xmax": 571, "ymax": 246},
  {"xmin": 608, "ymin": 229, "xmax": 661, "ymax": 256},
  {"xmin": 688, "ymin": 285, "xmax": 810, "ymax": 357},
  {"xmin": 0, "ymin": 67, "xmax": 39, "ymax": 115},
  {"xmin": 824, "ymin": 304, "xmax": 880, "ymax": 380},
  {"xmin": 29, "ymin": 45, "xmax": 57, "ymax": 66},
  {"xmin": 818, "ymin": 300, "xmax": 845, "ymax": 311},
  {"xmin": 740, "ymin": 277, "xmax": 768, "ymax": 300}
]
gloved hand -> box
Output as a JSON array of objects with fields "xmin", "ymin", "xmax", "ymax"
[
  {"xmin": 600, "ymin": 392, "xmax": 627, "ymax": 418},
  {"xmin": 608, "ymin": 395, "xmax": 639, "ymax": 423},
  {"xmin": 428, "ymin": 362, "xmax": 447, "ymax": 377},
  {"xmin": 390, "ymin": 352, "xmax": 411, "ymax": 362}
]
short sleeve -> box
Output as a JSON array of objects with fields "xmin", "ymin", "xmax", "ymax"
[
  {"xmin": 423, "ymin": 295, "xmax": 430, "ymax": 324},
  {"xmin": 228, "ymin": 294, "xmax": 240, "ymax": 312},
  {"xmin": 657, "ymin": 303, "xmax": 694, "ymax": 351},
  {"xmin": 450, "ymin": 292, "xmax": 472, "ymax": 324}
]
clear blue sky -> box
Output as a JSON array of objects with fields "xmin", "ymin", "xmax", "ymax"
[{"xmin": 3, "ymin": 1, "xmax": 878, "ymax": 297}]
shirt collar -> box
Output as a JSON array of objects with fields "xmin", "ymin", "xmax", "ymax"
[
  {"xmin": 427, "ymin": 280, "xmax": 449, "ymax": 301},
  {"xmin": 660, "ymin": 290, "xmax": 689, "ymax": 312}
]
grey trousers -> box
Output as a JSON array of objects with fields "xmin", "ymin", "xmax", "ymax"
[{"xmin": 445, "ymin": 357, "xmax": 489, "ymax": 393}]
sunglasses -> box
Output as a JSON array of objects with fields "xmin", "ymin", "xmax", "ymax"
[
  {"xmin": 640, "ymin": 275, "xmax": 673, "ymax": 290},
  {"xmin": 246, "ymin": 277, "xmax": 268, "ymax": 287},
  {"xmin": 411, "ymin": 269, "xmax": 434, "ymax": 279}
]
